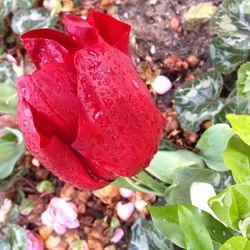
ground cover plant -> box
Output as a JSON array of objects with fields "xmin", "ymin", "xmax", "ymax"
[{"xmin": 0, "ymin": 0, "xmax": 250, "ymax": 249}]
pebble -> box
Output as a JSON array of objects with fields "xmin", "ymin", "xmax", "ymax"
[{"xmin": 151, "ymin": 75, "xmax": 172, "ymax": 95}]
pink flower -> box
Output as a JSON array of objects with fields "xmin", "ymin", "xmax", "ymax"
[
  {"xmin": 25, "ymin": 230, "xmax": 44, "ymax": 250},
  {"xmin": 116, "ymin": 201, "xmax": 135, "ymax": 221},
  {"xmin": 110, "ymin": 228, "xmax": 124, "ymax": 243},
  {"xmin": 41, "ymin": 197, "xmax": 79, "ymax": 235}
]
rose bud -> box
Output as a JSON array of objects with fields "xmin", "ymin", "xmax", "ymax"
[{"xmin": 17, "ymin": 10, "xmax": 164, "ymax": 189}]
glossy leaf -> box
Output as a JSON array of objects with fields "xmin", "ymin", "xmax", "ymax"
[
  {"xmin": 227, "ymin": 114, "xmax": 250, "ymax": 145},
  {"xmin": 178, "ymin": 206, "xmax": 213, "ymax": 250},
  {"xmin": 165, "ymin": 167, "xmax": 220, "ymax": 204},
  {"xmin": 220, "ymin": 236, "xmax": 250, "ymax": 250},
  {"xmin": 0, "ymin": 128, "xmax": 25, "ymax": 179},
  {"xmin": 210, "ymin": 0, "xmax": 250, "ymax": 50},
  {"xmin": 209, "ymin": 37, "xmax": 248, "ymax": 75},
  {"xmin": 5, "ymin": 224, "xmax": 26, "ymax": 250},
  {"xmin": 11, "ymin": 8, "xmax": 52, "ymax": 34},
  {"xmin": 0, "ymin": 84, "xmax": 17, "ymax": 115},
  {"xmin": 208, "ymin": 184, "xmax": 250, "ymax": 230},
  {"xmin": 196, "ymin": 124, "xmax": 234, "ymax": 171},
  {"xmin": 129, "ymin": 218, "xmax": 174, "ymax": 250},
  {"xmin": 149, "ymin": 204, "xmax": 233, "ymax": 249},
  {"xmin": 174, "ymin": 71, "xmax": 224, "ymax": 132},
  {"xmin": 36, "ymin": 180, "xmax": 54, "ymax": 193},
  {"xmin": 214, "ymin": 96, "xmax": 250, "ymax": 124},
  {"xmin": 223, "ymin": 135, "xmax": 250, "ymax": 184},
  {"xmin": 147, "ymin": 150, "xmax": 204, "ymax": 184},
  {"xmin": 236, "ymin": 63, "xmax": 250, "ymax": 99},
  {"xmin": 0, "ymin": 61, "xmax": 16, "ymax": 85}
]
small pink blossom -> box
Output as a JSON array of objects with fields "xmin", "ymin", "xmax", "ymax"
[
  {"xmin": 116, "ymin": 202, "xmax": 135, "ymax": 221},
  {"xmin": 26, "ymin": 230, "xmax": 44, "ymax": 250},
  {"xmin": 119, "ymin": 188, "xmax": 135, "ymax": 198},
  {"xmin": 41, "ymin": 197, "xmax": 79, "ymax": 235},
  {"xmin": 0, "ymin": 199, "xmax": 12, "ymax": 223},
  {"xmin": 110, "ymin": 228, "xmax": 124, "ymax": 243}
]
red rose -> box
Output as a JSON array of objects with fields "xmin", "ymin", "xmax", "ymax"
[{"xmin": 17, "ymin": 10, "xmax": 164, "ymax": 189}]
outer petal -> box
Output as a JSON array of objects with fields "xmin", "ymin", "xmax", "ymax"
[
  {"xmin": 87, "ymin": 10, "xmax": 131, "ymax": 55},
  {"xmin": 72, "ymin": 41, "xmax": 163, "ymax": 177},
  {"xmin": 17, "ymin": 63, "xmax": 79, "ymax": 145},
  {"xmin": 62, "ymin": 14, "xmax": 98, "ymax": 48},
  {"xmin": 21, "ymin": 29, "xmax": 76, "ymax": 68},
  {"xmin": 17, "ymin": 99, "xmax": 108, "ymax": 189}
]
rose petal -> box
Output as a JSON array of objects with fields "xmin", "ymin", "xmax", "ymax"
[
  {"xmin": 17, "ymin": 62, "xmax": 79, "ymax": 144},
  {"xmin": 21, "ymin": 28, "xmax": 76, "ymax": 68},
  {"xmin": 116, "ymin": 202, "xmax": 135, "ymax": 221},
  {"xmin": 87, "ymin": 10, "xmax": 131, "ymax": 55},
  {"xmin": 110, "ymin": 228, "xmax": 124, "ymax": 243},
  {"xmin": 63, "ymin": 14, "xmax": 98, "ymax": 48},
  {"xmin": 72, "ymin": 44, "xmax": 163, "ymax": 178},
  {"xmin": 17, "ymin": 100, "xmax": 108, "ymax": 189}
]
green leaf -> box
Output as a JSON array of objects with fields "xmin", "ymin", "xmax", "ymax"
[
  {"xmin": 0, "ymin": 238, "xmax": 11, "ymax": 250},
  {"xmin": 11, "ymin": 8, "xmax": 52, "ymax": 34},
  {"xmin": 17, "ymin": 0, "xmax": 34, "ymax": 9},
  {"xmin": 174, "ymin": 71, "xmax": 224, "ymax": 132},
  {"xmin": 0, "ymin": 0, "xmax": 17, "ymax": 19},
  {"xmin": 165, "ymin": 167, "xmax": 220, "ymax": 204},
  {"xmin": 210, "ymin": 0, "xmax": 250, "ymax": 50},
  {"xmin": 36, "ymin": 180, "xmax": 54, "ymax": 193},
  {"xmin": 209, "ymin": 37, "xmax": 249, "ymax": 75},
  {"xmin": 158, "ymin": 139, "xmax": 177, "ymax": 151},
  {"xmin": 129, "ymin": 218, "xmax": 174, "ymax": 250},
  {"xmin": 147, "ymin": 150, "xmax": 204, "ymax": 184},
  {"xmin": 19, "ymin": 198, "xmax": 35, "ymax": 216},
  {"xmin": 196, "ymin": 124, "xmax": 235, "ymax": 171},
  {"xmin": 223, "ymin": 135, "xmax": 250, "ymax": 184},
  {"xmin": 178, "ymin": 206, "xmax": 214, "ymax": 250},
  {"xmin": 0, "ymin": 61, "xmax": 16, "ymax": 85},
  {"xmin": 6, "ymin": 224, "xmax": 26, "ymax": 250},
  {"xmin": 227, "ymin": 114, "xmax": 250, "ymax": 146},
  {"xmin": 214, "ymin": 96, "xmax": 250, "ymax": 124},
  {"xmin": 208, "ymin": 184, "xmax": 250, "ymax": 230},
  {"xmin": 149, "ymin": 204, "xmax": 233, "ymax": 249},
  {"xmin": 112, "ymin": 177, "xmax": 144, "ymax": 192},
  {"xmin": 0, "ymin": 84, "xmax": 17, "ymax": 115},
  {"xmin": 220, "ymin": 236, "xmax": 250, "ymax": 250},
  {"xmin": 0, "ymin": 128, "xmax": 25, "ymax": 179},
  {"xmin": 236, "ymin": 63, "xmax": 250, "ymax": 99},
  {"xmin": 183, "ymin": 2, "xmax": 217, "ymax": 32}
]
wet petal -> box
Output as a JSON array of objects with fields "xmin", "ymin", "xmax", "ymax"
[
  {"xmin": 63, "ymin": 13, "xmax": 98, "ymax": 48},
  {"xmin": 72, "ymin": 44, "xmax": 163, "ymax": 177},
  {"xmin": 17, "ymin": 100, "xmax": 109, "ymax": 189},
  {"xmin": 21, "ymin": 28, "xmax": 76, "ymax": 68},
  {"xmin": 17, "ymin": 62, "xmax": 79, "ymax": 144},
  {"xmin": 87, "ymin": 10, "xmax": 131, "ymax": 55}
]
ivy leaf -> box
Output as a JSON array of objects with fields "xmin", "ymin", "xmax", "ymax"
[
  {"xmin": 129, "ymin": 218, "xmax": 174, "ymax": 250},
  {"xmin": 0, "ymin": 84, "xmax": 17, "ymax": 115},
  {"xmin": 209, "ymin": 37, "xmax": 249, "ymax": 75},
  {"xmin": 236, "ymin": 63, "xmax": 250, "ymax": 99},
  {"xmin": 208, "ymin": 184, "xmax": 250, "ymax": 231},
  {"xmin": 11, "ymin": 8, "xmax": 52, "ymax": 34},
  {"xmin": 210, "ymin": 0, "xmax": 250, "ymax": 50},
  {"xmin": 223, "ymin": 135, "xmax": 250, "ymax": 184},
  {"xmin": 19, "ymin": 198, "xmax": 35, "ymax": 216},
  {"xmin": 214, "ymin": 96, "xmax": 250, "ymax": 124},
  {"xmin": 0, "ymin": 61, "xmax": 17, "ymax": 85},
  {"xmin": 0, "ymin": 128, "xmax": 25, "ymax": 180},
  {"xmin": 165, "ymin": 167, "xmax": 220, "ymax": 204},
  {"xmin": 174, "ymin": 71, "xmax": 224, "ymax": 132},
  {"xmin": 147, "ymin": 150, "xmax": 204, "ymax": 184},
  {"xmin": 149, "ymin": 204, "xmax": 233, "ymax": 249},
  {"xmin": 196, "ymin": 124, "xmax": 235, "ymax": 171},
  {"xmin": 220, "ymin": 236, "xmax": 250, "ymax": 250},
  {"xmin": 227, "ymin": 114, "xmax": 250, "ymax": 145}
]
